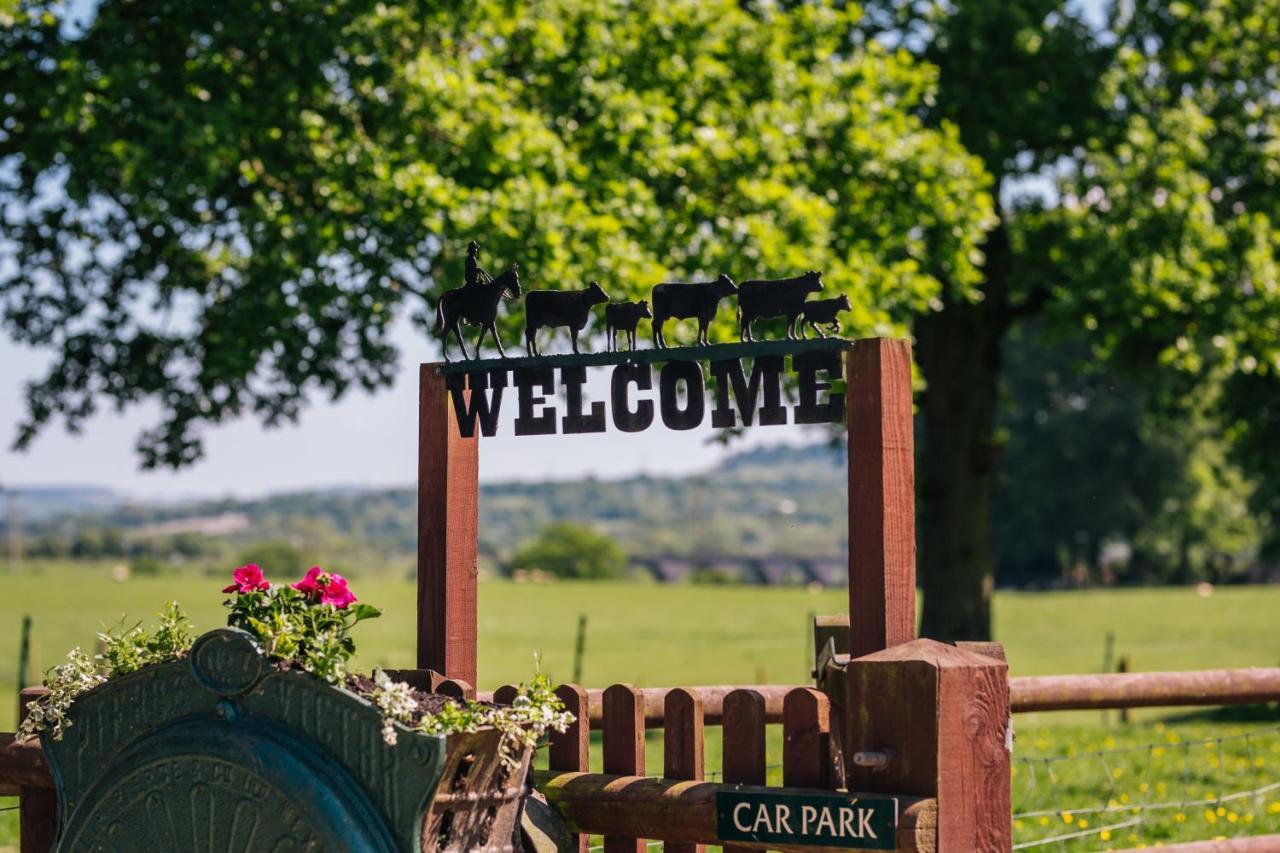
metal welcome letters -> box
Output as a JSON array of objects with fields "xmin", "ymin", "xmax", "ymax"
[
  {"xmin": 438, "ymin": 339, "xmax": 848, "ymax": 439},
  {"xmin": 432, "ymin": 240, "xmax": 856, "ymax": 438}
]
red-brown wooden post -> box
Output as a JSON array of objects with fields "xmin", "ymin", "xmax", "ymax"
[
  {"xmin": 602, "ymin": 684, "xmax": 645, "ymax": 853},
  {"xmin": 782, "ymin": 687, "xmax": 831, "ymax": 789},
  {"xmin": 548, "ymin": 684, "xmax": 590, "ymax": 853},
  {"xmin": 18, "ymin": 687, "xmax": 56, "ymax": 853},
  {"xmin": 845, "ymin": 639, "xmax": 1011, "ymax": 852},
  {"xmin": 663, "ymin": 688, "xmax": 705, "ymax": 853},
  {"xmin": 417, "ymin": 364, "xmax": 479, "ymax": 687},
  {"xmin": 846, "ymin": 339, "xmax": 916, "ymax": 658},
  {"xmin": 721, "ymin": 689, "xmax": 766, "ymax": 853}
]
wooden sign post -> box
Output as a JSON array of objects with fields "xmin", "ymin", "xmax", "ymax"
[{"xmin": 417, "ymin": 364, "xmax": 480, "ymax": 688}]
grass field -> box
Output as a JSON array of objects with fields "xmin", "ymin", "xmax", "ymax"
[{"xmin": 2, "ymin": 564, "xmax": 1279, "ymax": 849}]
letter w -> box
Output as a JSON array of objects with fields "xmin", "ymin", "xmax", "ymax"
[{"xmin": 446, "ymin": 369, "xmax": 507, "ymax": 438}]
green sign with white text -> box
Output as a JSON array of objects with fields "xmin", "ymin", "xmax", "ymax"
[{"xmin": 715, "ymin": 790, "xmax": 898, "ymax": 850}]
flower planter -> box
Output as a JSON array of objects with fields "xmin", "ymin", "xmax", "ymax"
[{"xmin": 41, "ymin": 628, "xmax": 529, "ymax": 852}]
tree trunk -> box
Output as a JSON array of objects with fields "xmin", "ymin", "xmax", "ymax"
[{"xmin": 914, "ymin": 221, "xmax": 1012, "ymax": 642}]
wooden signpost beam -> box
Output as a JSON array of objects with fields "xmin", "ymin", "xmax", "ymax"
[
  {"xmin": 417, "ymin": 364, "xmax": 480, "ymax": 687},
  {"xmin": 845, "ymin": 338, "xmax": 917, "ymax": 658}
]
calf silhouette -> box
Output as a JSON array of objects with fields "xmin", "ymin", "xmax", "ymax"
[
  {"xmin": 800, "ymin": 294, "xmax": 851, "ymax": 338},
  {"xmin": 435, "ymin": 264, "xmax": 521, "ymax": 361},
  {"xmin": 738, "ymin": 270, "xmax": 823, "ymax": 341},
  {"xmin": 524, "ymin": 281, "xmax": 609, "ymax": 356},
  {"xmin": 651, "ymin": 274, "xmax": 737, "ymax": 348},
  {"xmin": 605, "ymin": 300, "xmax": 652, "ymax": 352}
]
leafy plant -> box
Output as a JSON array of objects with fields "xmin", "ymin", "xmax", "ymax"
[
  {"xmin": 19, "ymin": 603, "xmax": 193, "ymax": 741},
  {"xmin": 97, "ymin": 602, "xmax": 196, "ymax": 677},
  {"xmin": 224, "ymin": 564, "xmax": 380, "ymax": 684},
  {"xmin": 365, "ymin": 669, "xmax": 572, "ymax": 769},
  {"xmin": 21, "ymin": 564, "xmax": 573, "ymax": 763}
]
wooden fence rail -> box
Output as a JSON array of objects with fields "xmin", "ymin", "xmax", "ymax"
[
  {"xmin": 476, "ymin": 666, "xmax": 1280, "ymax": 727},
  {"xmin": 532, "ymin": 771, "xmax": 936, "ymax": 853},
  {"xmin": 1009, "ymin": 667, "xmax": 1280, "ymax": 712}
]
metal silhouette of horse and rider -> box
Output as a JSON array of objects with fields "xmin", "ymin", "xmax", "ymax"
[{"xmin": 434, "ymin": 242, "xmax": 852, "ymax": 360}]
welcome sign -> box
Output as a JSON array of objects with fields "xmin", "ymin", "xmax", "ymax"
[{"xmin": 438, "ymin": 339, "xmax": 849, "ymax": 439}]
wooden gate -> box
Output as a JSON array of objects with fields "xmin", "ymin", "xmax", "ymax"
[{"xmin": 417, "ymin": 338, "xmax": 1012, "ymax": 852}]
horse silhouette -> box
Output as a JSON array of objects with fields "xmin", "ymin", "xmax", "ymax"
[{"xmin": 435, "ymin": 264, "xmax": 522, "ymax": 361}]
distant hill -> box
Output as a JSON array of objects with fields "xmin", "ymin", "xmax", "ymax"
[
  {"xmin": 0, "ymin": 485, "xmax": 122, "ymax": 521},
  {"xmin": 8, "ymin": 443, "xmax": 849, "ymax": 562}
]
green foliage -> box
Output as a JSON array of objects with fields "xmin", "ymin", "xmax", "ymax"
[
  {"xmin": 508, "ymin": 522, "xmax": 628, "ymax": 580},
  {"xmin": 1014, "ymin": 0, "xmax": 1280, "ymax": 546},
  {"xmin": 225, "ymin": 584, "xmax": 380, "ymax": 684},
  {"xmin": 97, "ymin": 601, "xmax": 195, "ymax": 676},
  {"xmin": 0, "ymin": 0, "xmax": 992, "ymax": 467},
  {"xmin": 19, "ymin": 602, "xmax": 193, "ymax": 741},
  {"xmin": 997, "ymin": 324, "xmax": 1263, "ymax": 585}
]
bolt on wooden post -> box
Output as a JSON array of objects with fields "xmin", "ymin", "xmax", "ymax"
[{"xmin": 844, "ymin": 641, "xmax": 1011, "ymax": 851}]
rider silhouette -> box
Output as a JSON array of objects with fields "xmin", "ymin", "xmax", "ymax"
[{"xmin": 464, "ymin": 240, "xmax": 494, "ymax": 289}]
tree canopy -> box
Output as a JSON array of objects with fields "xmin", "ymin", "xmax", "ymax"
[
  {"xmin": 4, "ymin": 0, "xmax": 1278, "ymax": 640},
  {"xmin": 1, "ymin": 0, "xmax": 992, "ymax": 466}
]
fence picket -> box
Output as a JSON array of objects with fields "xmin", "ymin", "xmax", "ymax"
[
  {"xmin": 548, "ymin": 684, "xmax": 589, "ymax": 853},
  {"xmin": 602, "ymin": 684, "xmax": 645, "ymax": 853},
  {"xmin": 663, "ymin": 688, "xmax": 705, "ymax": 853},
  {"xmin": 722, "ymin": 688, "xmax": 766, "ymax": 853},
  {"xmin": 783, "ymin": 687, "xmax": 831, "ymax": 789}
]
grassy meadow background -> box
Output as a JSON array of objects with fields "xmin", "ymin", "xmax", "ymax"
[{"xmin": 3, "ymin": 563, "xmax": 1280, "ymax": 849}]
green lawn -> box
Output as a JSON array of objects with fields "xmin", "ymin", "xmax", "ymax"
[{"xmin": 3, "ymin": 565, "xmax": 1279, "ymax": 849}]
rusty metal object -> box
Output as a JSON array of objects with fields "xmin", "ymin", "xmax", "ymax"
[{"xmin": 424, "ymin": 730, "xmax": 532, "ymax": 853}]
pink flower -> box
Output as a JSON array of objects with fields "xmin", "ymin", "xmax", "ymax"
[
  {"xmin": 223, "ymin": 563, "xmax": 270, "ymax": 594},
  {"xmin": 292, "ymin": 566, "xmax": 358, "ymax": 609}
]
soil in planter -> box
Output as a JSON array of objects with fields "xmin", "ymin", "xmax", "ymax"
[{"xmin": 344, "ymin": 673, "xmax": 499, "ymax": 728}]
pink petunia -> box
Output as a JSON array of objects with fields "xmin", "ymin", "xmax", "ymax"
[
  {"xmin": 223, "ymin": 563, "xmax": 270, "ymax": 594},
  {"xmin": 292, "ymin": 566, "xmax": 358, "ymax": 609}
]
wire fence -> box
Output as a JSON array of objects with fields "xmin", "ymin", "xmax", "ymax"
[{"xmin": 1012, "ymin": 724, "xmax": 1280, "ymax": 849}]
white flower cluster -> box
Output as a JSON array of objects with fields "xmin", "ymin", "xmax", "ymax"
[
  {"xmin": 361, "ymin": 672, "xmax": 574, "ymax": 770},
  {"xmin": 369, "ymin": 668, "xmax": 420, "ymax": 746},
  {"xmin": 18, "ymin": 649, "xmax": 106, "ymax": 742}
]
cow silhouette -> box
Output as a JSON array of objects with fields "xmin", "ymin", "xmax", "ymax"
[
  {"xmin": 799, "ymin": 294, "xmax": 851, "ymax": 338},
  {"xmin": 524, "ymin": 281, "xmax": 609, "ymax": 356},
  {"xmin": 651, "ymin": 274, "xmax": 737, "ymax": 348},
  {"xmin": 435, "ymin": 264, "xmax": 522, "ymax": 361},
  {"xmin": 738, "ymin": 270, "xmax": 823, "ymax": 341},
  {"xmin": 605, "ymin": 300, "xmax": 652, "ymax": 352}
]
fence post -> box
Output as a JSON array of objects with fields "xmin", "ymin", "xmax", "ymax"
[
  {"xmin": 573, "ymin": 614, "xmax": 588, "ymax": 685},
  {"xmin": 846, "ymin": 339, "xmax": 917, "ymax": 659},
  {"xmin": 845, "ymin": 639, "xmax": 1010, "ymax": 852},
  {"xmin": 16, "ymin": 616, "xmax": 31, "ymax": 718},
  {"xmin": 548, "ymin": 684, "xmax": 589, "ymax": 853},
  {"xmin": 663, "ymin": 688, "xmax": 705, "ymax": 853},
  {"xmin": 602, "ymin": 684, "xmax": 644, "ymax": 853},
  {"xmin": 417, "ymin": 363, "xmax": 480, "ymax": 687},
  {"xmin": 18, "ymin": 686, "xmax": 56, "ymax": 853}
]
